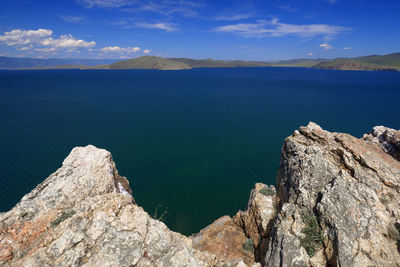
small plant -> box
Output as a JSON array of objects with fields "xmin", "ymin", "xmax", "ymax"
[
  {"xmin": 300, "ymin": 211, "xmax": 323, "ymax": 257},
  {"xmin": 242, "ymin": 238, "xmax": 254, "ymax": 253},
  {"xmin": 380, "ymin": 197, "xmax": 389, "ymax": 205},
  {"xmin": 50, "ymin": 210, "xmax": 76, "ymax": 228},
  {"xmin": 153, "ymin": 204, "xmax": 168, "ymax": 222},
  {"xmin": 260, "ymin": 187, "xmax": 275, "ymax": 197}
]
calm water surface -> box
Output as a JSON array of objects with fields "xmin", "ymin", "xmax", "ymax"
[{"xmin": 1, "ymin": 68, "xmax": 399, "ymax": 235}]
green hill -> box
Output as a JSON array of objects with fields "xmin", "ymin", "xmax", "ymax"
[
  {"xmin": 168, "ymin": 58, "xmax": 270, "ymax": 68},
  {"xmin": 313, "ymin": 59, "xmax": 398, "ymax": 71},
  {"xmin": 108, "ymin": 56, "xmax": 191, "ymax": 70},
  {"xmin": 4, "ymin": 52, "xmax": 400, "ymax": 72},
  {"xmin": 353, "ymin": 53, "xmax": 400, "ymax": 68},
  {"xmin": 267, "ymin": 59, "xmax": 325, "ymax": 67}
]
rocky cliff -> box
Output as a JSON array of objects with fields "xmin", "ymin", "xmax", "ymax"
[
  {"xmin": 0, "ymin": 146, "xmax": 222, "ymax": 266},
  {"xmin": 1, "ymin": 123, "xmax": 400, "ymax": 266}
]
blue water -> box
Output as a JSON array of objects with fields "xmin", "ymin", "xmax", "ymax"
[{"xmin": 0, "ymin": 68, "xmax": 399, "ymax": 235}]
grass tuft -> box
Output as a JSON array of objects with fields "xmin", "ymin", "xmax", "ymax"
[
  {"xmin": 153, "ymin": 204, "xmax": 168, "ymax": 222},
  {"xmin": 300, "ymin": 211, "xmax": 323, "ymax": 257},
  {"xmin": 50, "ymin": 210, "xmax": 76, "ymax": 228},
  {"xmin": 259, "ymin": 187, "xmax": 275, "ymax": 197},
  {"xmin": 242, "ymin": 238, "xmax": 254, "ymax": 253}
]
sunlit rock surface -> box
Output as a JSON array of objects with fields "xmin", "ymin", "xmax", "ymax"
[
  {"xmin": 263, "ymin": 122, "xmax": 400, "ymax": 266},
  {"xmin": 0, "ymin": 145, "xmax": 222, "ymax": 266},
  {"xmin": 1, "ymin": 122, "xmax": 400, "ymax": 267}
]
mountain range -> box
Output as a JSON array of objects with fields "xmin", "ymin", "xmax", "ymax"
[{"xmin": 1, "ymin": 53, "xmax": 399, "ymax": 71}]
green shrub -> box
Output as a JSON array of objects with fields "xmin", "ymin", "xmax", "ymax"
[
  {"xmin": 259, "ymin": 187, "xmax": 275, "ymax": 197},
  {"xmin": 242, "ymin": 238, "xmax": 254, "ymax": 253},
  {"xmin": 50, "ymin": 210, "xmax": 76, "ymax": 228},
  {"xmin": 300, "ymin": 211, "xmax": 323, "ymax": 257}
]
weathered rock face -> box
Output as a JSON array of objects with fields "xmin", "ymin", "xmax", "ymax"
[
  {"xmin": 0, "ymin": 145, "xmax": 222, "ymax": 266},
  {"xmin": 263, "ymin": 122, "xmax": 400, "ymax": 267},
  {"xmin": 232, "ymin": 184, "xmax": 277, "ymax": 261},
  {"xmin": 190, "ymin": 215, "xmax": 255, "ymax": 265},
  {"xmin": 2, "ymin": 123, "xmax": 400, "ymax": 267},
  {"xmin": 363, "ymin": 125, "xmax": 400, "ymax": 160}
]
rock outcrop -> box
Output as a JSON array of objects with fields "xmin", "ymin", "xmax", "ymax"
[
  {"xmin": 192, "ymin": 122, "xmax": 400, "ymax": 266},
  {"xmin": 262, "ymin": 122, "xmax": 400, "ymax": 266},
  {"xmin": 1, "ymin": 123, "xmax": 400, "ymax": 267},
  {"xmin": 363, "ymin": 125, "xmax": 400, "ymax": 160},
  {"xmin": 0, "ymin": 146, "xmax": 222, "ymax": 266},
  {"xmin": 232, "ymin": 184, "xmax": 277, "ymax": 261},
  {"xmin": 190, "ymin": 215, "xmax": 255, "ymax": 265}
]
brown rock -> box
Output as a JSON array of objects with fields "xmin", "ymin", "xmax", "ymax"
[
  {"xmin": 363, "ymin": 125, "xmax": 400, "ymax": 160},
  {"xmin": 233, "ymin": 184, "xmax": 277, "ymax": 250},
  {"xmin": 0, "ymin": 244, "xmax": 13, "ymax": 261},
  {"xmin": 191, "ymin": 215, "xmax": 254, "ymax": 265}
]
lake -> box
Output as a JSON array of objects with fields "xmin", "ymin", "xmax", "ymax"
[{"xmin": 0, "ymin": 67, "xmax": 399, "ymax": 235}]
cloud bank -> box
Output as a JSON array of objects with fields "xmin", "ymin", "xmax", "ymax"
[
  {"xmin": 77, "ymin": 0, "xmax": 135, "ymax": 8},
  {"xmin": 78, "ymin": 0, "xmax": 201, "ymax": 17},
  {"xmin": 213, "ymin": 18, "xmax": 351, "ymax": 39},
  {"xmin": 0, "ymin": 29, "xmax": 95, "ymax": 53},
  {"xmin": 0, "ymin": 28, "xmax": 151, "ymax": 57}
]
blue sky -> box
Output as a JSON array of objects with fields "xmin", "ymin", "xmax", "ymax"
[{"xmin": 0, "ymin": 0, "xmax": 399, "ymax": 60}]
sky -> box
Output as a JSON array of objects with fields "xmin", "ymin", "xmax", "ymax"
[{"xmin": 0, "ymin": 0, "xmax": 399, "ymax": 60}]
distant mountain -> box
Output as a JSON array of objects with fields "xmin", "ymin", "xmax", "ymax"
[
  {"xmin": 105, "ymin": 54, "xmax": 400, "ymax": 71},
  {"xmin": 88, "ymin": 56, "xmax": 271, "ymax": 70},
  {"xmin": 0, "ymin": 57, "xmax": 117, "ymax": 69},
  {"xmin": 352, "ymin": 53, "xmax": 400, "ymax": 68},
  {"xmin": 106, "ymin": 56, "xmax": 271, "ymax": 70},
  {"xmin": 1, "ymin": 53, "xmax": 399, "ymax": 71},
  {"xmin": 314, "ymin": 59, "xmax": 398, "ymax": 71},
  {"xmin": 168, "ymin": 58, "xmax": 271, "ymax": 68},
  {"xmin": 107, "ymin": 56, "xmax": 191, "ymax": 70},
  {"xmin": 267, "ymin": 58, "xmax": 325, "ymax": 67}
]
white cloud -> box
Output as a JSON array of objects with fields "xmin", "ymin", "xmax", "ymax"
[
  {"xmin": 99, "ymin": 46, "xmax": 140, "ymax": 53},
  {"xmin": 213, "ymin": 18, "xmax": 351, "ymax": 39},
  {"xmin": 0, "ymin": 29, "xmax": 95, "ymax": 54},
  {"xmin": 96, "ymin": 46, "xmax": 152, "ymax": 57},
  {"xmin": 308, "ymin": 52, "xmax": 313, "ymax": 56},
  {"xmin": 77, "ymin": 0, "xmax": 135, "ymax": 8},
  {"xmin": 0, "ymin": 28, "xmax": 155, "ymax": 58},
  {"xmin": 135, "ymin": 22, "xmax": 177, "ymax": 32},
  {"xmin": 215, "ymin": 13, "xmax": 255, "ymax": 21},
  {"xmin": 343, "ymin": 47, "xmax": 352, "ymax": 50},
  {"xmin": 320, "ymin": 43, "xmax": 333, "ymax": 50},
  {"xmin": 128, "ymin": 2, "xmax": 200, "ymax": 17},
  {"xmin": 40, "ymin": 34, "xmax": 95, "ymax": 48},
  {"xmin": 17, "ymin": 44, "xmax": 34, "ymax": 51},
  {"xmin": 100, "ymin": 46, "xmax": 123, "ymax": 52},
  {"xmin": 0, "ymin": 29, "xmax": 52, "ymax": 46},
  {"xmin": 34, "ymin": 47, "xmax": 57, "ymax": 52},
  {"xmin": 78, "ymin": 0, "xmax": 201, "ymax": 17},
  {"xmin": 59, "ymin": 15, "xmax": 84, "ymax": 23}
]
